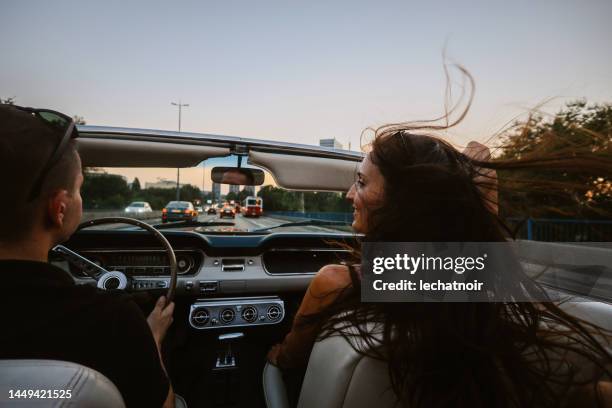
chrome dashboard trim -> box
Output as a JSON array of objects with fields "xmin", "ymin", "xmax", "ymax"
[
  {"xmin": 189, "ymin": 296, "xmax": 285, "ymax": 330},
  {"xmin": 77, "ymin": 248, "xmax": 205, "ymax": 276}
]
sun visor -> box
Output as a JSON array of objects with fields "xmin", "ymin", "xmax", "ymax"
[
  {"xmin": 249, "ymin": 151, "xmax": 359, "ymax": 192},
  {"xmin": 77, "ymin": 138, "xmax": 231, "ymax": 167}
]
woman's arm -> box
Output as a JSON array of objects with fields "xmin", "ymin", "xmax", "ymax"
[{"xmin": 267, "ymin": 264, "xmax": 352, "ymax": 369}]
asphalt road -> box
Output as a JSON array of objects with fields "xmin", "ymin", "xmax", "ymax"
[{"xmin": 88, "ymin": 213, "xmax": 349, "ymax": 233}]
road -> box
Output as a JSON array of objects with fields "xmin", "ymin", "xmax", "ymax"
[{"xmin": 88, "ymin": 213, "xmax": 350, "ymax": 234}]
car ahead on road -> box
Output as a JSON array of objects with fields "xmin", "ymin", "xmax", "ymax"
[
  {"xmin": 242, "ymin": 196, "xmax": 263, "ymax": 217},
  {"xmin": 161, "ymin": 201, "xmax": 198, "ymax": 223},
  {"xmin": 206, "ymin": 206, "xmax": 217, "ymax": 215},
  {"xmin": 219, "ymin": 205, "xmax": 235, "ymax": 219},
  {"xmin": 124, "ymin": 201, "xmax": 152, "ymax": 214},
  {"xmin": 17, "ymin": 125, "xmax": 610, "ymax": 408}
]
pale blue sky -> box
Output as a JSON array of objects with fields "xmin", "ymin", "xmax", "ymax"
[{"xmin": 1, "ymin": 0, "xmax": 611, "ymax": 150}]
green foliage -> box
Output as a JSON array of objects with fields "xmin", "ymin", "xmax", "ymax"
[
  {"xmin": 82, "ymin": 172, "xmax": 132, "ymax": 209},
  {"xmin": 256, "ymin": 185, "xmax": 350, "ymax": 212},
  {"xmin": 257, "ymin": 186, "xmax": 300, "ymax": 211},
  {"xmin": 236, "ymin": 188, "xmax": 251, "ymax": 203},
  {"xmin": 83, "ymin": 170, "xmax": 205, "ymax": 210},
  {"xmin": 225, "ymin": 192, "xmax": 238, "ymax": 202},
  {"xmin": 179, "ymin": 184, "xmax": 202, "ymax": 202},
  {"xmin": 131, "ymin": 177, "xmax": 141, "ymax": 192},
  {"xmin": 304, "ymin": 191, "xmax": 351, "ymax": 212},
  {"xmin": 132, "ymin": 188, "xmax": 175, "ymax": 210},
  {"xmin": 498, "ymin": 100, "xmax": 612, "ymax": 219},
  {"xmin": 201, "ymin": 191, "xmax": 215, "ymax": 203}
]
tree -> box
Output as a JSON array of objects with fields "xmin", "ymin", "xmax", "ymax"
[
  {"xmin": 0, "ymin": 97, "xmax": 16, "ymax": 105},
  {"xmin": 132, "ymin": 177, "xmax": 141, "ymax": 193},
  {"xmin": 179, "ymin": 184, "xmax": 202, "ymax": 202},
  {"xmin": 225, "ymin": 192, "xmax": 238, "ymax": 202},
  {"xmin": 255, "ymin": 185, "xmax": 350, "ymax": 212},
  {"xmin": 498, "ymin": 100, "xmax": 612, "ymax": 219},
  {"xmin": 136, "ymin": 188, "xmax": 175, "ymax": 210},
  {"xmin": 237, "ymin": 188, "xmax": 251, "ymax": 203},
  {"xmin": 81, "ymin": 172, "xmax": 131, "ymax": 209}
]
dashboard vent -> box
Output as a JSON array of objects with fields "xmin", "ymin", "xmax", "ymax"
[
  {"xmin": 241, "ymin": 306, "xmax": 258, "ymax": 323},
  {"xmin": 266, "ymin": 305, "xmax": 282, "ymax": 321},
  {"xmin": 190, "ymin": 307, "xmax": 210, "ymax": 327},
  {"xmin": 220, "ymin": 308, "xmax": 236, "ymax": 324}
]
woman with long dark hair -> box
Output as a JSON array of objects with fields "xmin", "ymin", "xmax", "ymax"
[{"xmin": 266, "ymin": 83, "xmax": 612, "ymax": 406}]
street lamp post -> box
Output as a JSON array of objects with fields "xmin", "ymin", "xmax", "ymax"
[
  {"xmin": 202, "ymin": 161, "xmax": 206, "ymax": 204},
  {"xmin": 171, "ymin": 101, "xmax": 189, "ymax": 201}
]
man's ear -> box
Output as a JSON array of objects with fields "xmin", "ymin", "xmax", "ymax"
[{"xmin": 46, "ymin": 189, "xmax": 70, "ymax": 228}]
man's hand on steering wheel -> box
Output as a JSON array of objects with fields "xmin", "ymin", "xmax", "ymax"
[{"xmin": 147, "ymin": 295, "xmax": 175, "ymax": 346}]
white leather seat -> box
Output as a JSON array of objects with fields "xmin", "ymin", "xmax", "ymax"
[
  {"xmin": 0, "ymin": 359, "xmax": 126, "ymax": 407},
  {"xmin": 263, "ymin": 333, "xmax": 396, "ymax": 408},
  {"xmin": 0, "ymin": 359, "xmax": 189, "ymax": 408},
  {"xmin": 296, "ymin": 334, "xmax": 397, "ymax": 408}
]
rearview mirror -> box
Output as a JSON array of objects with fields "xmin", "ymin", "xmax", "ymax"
[{"xmin": 211, "ymin": 167, "xmax": 265, "ymax": 186}]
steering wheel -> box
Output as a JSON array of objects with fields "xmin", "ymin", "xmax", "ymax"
[{"xmin": 52, "ymin": 217, "xmax": 177, "ymax": 302}]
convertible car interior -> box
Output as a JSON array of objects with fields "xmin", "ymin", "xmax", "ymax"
[{"xmin": 1, "ymin": 125, "xmax": 610, "ymax": 408}]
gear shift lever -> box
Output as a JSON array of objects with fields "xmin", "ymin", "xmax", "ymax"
[{"xmin": 215, "ymin": 332, "xmax": 244, "ymax": 370}]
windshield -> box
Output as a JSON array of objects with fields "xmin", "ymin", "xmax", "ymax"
[
  {"xmin": 166, "ymin": 202, "xmax": 191, "ymax": 209},
  {"xmin": 81, "ymin": 156, "xmax": 353, "ymax": 233}
]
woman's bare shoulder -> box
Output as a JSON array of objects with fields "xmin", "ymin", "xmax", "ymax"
[
  {"xmin": 310, "ymin": 264, "xmax": 352, "ymax": 294},
  {"xmin": 295, "ymin": 264, "xmax": 352, "ymax": 315}
]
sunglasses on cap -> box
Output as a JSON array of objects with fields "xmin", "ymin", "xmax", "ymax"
[{"xmin": 11, "ymin": 105, "xmax": 80, "ymax": 201}]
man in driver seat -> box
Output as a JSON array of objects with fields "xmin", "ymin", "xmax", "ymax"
[{"xmin": 0, "ymin": 105, "xmax": 176, "ymax": 408}]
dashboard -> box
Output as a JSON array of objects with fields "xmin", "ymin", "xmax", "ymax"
[{"xmin": 54, "ymin": 229, "xmax": 356, "ymax": 330}]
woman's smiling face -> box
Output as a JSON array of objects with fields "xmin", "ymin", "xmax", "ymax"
[{"xmin": 346, "ymin": 153, "xmax": 385, "ymax": 234}]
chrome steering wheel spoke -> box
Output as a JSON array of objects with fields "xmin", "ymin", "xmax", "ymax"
[{"xmin": 52, "ymin": 244, "xmax": 109, "ymax": 280}]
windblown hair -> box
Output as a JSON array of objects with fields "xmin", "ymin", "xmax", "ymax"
[{"xmin": 299, "ymin": 69, "xmax": 612, "ymax": 407}]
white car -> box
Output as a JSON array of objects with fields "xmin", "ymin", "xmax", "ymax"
[{"xmin": 124, "ymin": 201, "xmax": 153, "ymax": 214}]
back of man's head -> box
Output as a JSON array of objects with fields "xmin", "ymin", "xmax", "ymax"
[{"xmin": 0, "ymin": 105, "xmax": 81, "ymax": 242}]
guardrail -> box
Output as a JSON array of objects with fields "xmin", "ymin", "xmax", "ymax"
[
  {"xmin": 81, "ymin": 210, "xmax": 162, "ymax": 222},
  {"xmin": 266, "ymin": 213, "xmax": 611, "ymax": 242},
  {"xmin": 508, "ymin": 218, "xmax": 612, "ymax": 242}
]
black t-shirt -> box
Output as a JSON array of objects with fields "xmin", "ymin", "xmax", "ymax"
[{"xmin": 0, "ymin": 260, "xmax": 169, "ymax": 408}]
